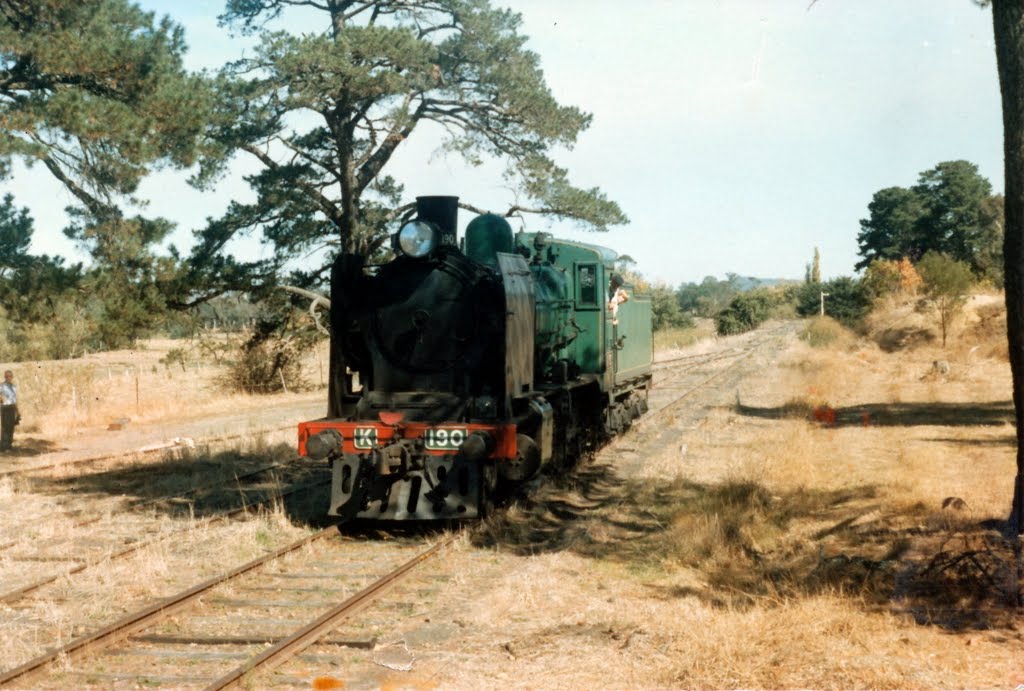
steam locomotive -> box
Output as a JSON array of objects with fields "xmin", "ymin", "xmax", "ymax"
[{"xmin": 298, "ymin": 196, "xmax": 653, "ymax": 521}]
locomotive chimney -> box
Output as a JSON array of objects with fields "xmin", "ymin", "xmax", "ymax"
[{"xmin": 416, "ymin": 195, "xmax": 459, "ymax": 248}]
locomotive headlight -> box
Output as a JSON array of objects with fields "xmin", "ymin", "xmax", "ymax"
[{"xmin": 396, "ymin": 221, "xmax": 438, "ymax": 258}]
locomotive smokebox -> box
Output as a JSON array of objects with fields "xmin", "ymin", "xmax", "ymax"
[{"xmin": 416, "ymin": 196, "xmax": 459, "ymax": 248}]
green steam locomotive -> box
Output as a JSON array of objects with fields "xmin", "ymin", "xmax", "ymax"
[{"xmin": 298, "ymin": 196, "xmax": 652, "ymax": 521}]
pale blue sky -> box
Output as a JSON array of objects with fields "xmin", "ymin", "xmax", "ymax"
[{"xmin": 1, "ymin": 0, "xmax": 1003, "ymax": 285}]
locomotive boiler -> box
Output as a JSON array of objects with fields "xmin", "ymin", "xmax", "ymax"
[{"xmin": 298, "ymin": 196, "xmax": 653, "ymax": 521}]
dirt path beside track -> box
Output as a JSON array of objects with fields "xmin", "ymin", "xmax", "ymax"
[{"xmin": 0, "ymin": 392, "xmax": 326, "ymax": 475}]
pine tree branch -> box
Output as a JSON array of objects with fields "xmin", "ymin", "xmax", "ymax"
[
  {"xmin": 457, "ymin": 201, "xmax": 593, "ymax": 223},
  {"xmin": 40, "ymin": 155, "xmax": 117, "ymax": 220},
  {"xmin": 274, "ymin": 135, "xmax": 340, "ymax": 181},
  {"xmin": 355, "ymin": 95, "xmax": 427, "ymax": 192},
  {"xmin": 280, "ymin": 283, "xmax": 331, "ymax": 309},
  {"xmin": 384, "ymin": 201, "xmax": 417, "ymax": 222},
  {"xmin": 241, "ymin": 143, "xmax": 342, "ymax": 222}
]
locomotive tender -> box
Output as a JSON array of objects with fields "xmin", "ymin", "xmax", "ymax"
[{"xmin": 298, "ymin": 196, "xmax": 653, "ymax": 521}]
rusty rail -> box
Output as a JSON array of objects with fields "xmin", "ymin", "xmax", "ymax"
[
  {"xmin": 205, "ymin": 534, "xmax": 458, "ymax": 690},
  {"xmin": 0, "ymin": 527, "xmax": 338, "ymax": 688}
]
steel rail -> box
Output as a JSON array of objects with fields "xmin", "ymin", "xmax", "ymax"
[
  {"xmin": 651, "ymin": 323, "xmax": 793, "ymax": 372},
  {"xmin": 0, "ymin": 527, "xmax": 338, "ymax": 688},
  {"xmin": 205, "ymin": 534, "xmax": 459, "ymax": 691},
  {"xmin": 651, "ymin": 347, "xmax": 743, "ymax": 370}
]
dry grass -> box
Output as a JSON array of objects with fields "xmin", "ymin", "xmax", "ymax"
[
  {"xmin": 653, "ymin": 319, "xmax": 716, "ymax": 354},
  {"xmin": 0, "ymin": 432, "xmax": 330, "ymax": 672},
  {"xmin": 1, "ymin": 337, "xmax": 329, "ymax": 437},
  {"xmin": 0, "ymin": 337, "xmax": 331, "ymax": 678},
  {"xmin": 800, "ymin": 314, "xmax": 854, "ymax": 348},
  {"xmin": 415, "ymin": 541, "xmax": 1019, "ymax": 689},
  {"xmin": 435, "ymin": 299, "xmax": 1023, "ymax": 688},
  {"xmin": 0, "ymin": 507, "xmax": 313, "ymax": 671},
  {"xmin": 2, "ymin": 300, "xmax": 1022, "ymax": 688}
]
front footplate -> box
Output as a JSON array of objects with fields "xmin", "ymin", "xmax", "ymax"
[{"xmin": 330, "ymin": 452, "xmax": 486, "ymax": 521}]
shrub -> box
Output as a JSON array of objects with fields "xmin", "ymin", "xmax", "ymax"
[
  {"xmin": 223, "ymin": 335, "xmax": 310, "ymax": 394},
  {"xmin": 715, "ymin": 287, "xmax": 793, "ymax": 336},
  {"xmin": 864, "ymin": 258, "xmax": 922, "ymax": 301},
  {"xmin": 916, "ymin": 252, "xmax": 974, "ymax": 347},
  {"xmin": 800, "ymin": 316, "xmax": 847, "ymax": 348},
  {"xmin": 796, "ymin": 277, "xmax": 871, "ymax": 328},
  {"xmin": 651, "ymin": 284, "xmax": 694, "ymax": 331},
  {"xmin": 160, "ymin": 348, "xmax": 190, "ymax": 371}
]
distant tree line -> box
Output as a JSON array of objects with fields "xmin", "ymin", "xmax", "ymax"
[
  {"xmin": 643, "ymin": 160, "xmax": 1000, "ymax": 340},
  {"xmin": 645, "ymin": 273, "xmax": 799, "ymax": 336}
]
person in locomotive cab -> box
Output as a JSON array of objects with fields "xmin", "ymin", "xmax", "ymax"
[
  {"xmin": 0, "ymin": 370, "xmax": 19, "ymax": 452},
  {"xmin": 608, "ymin": 273, "xmax": 629, "ymax": 326}
]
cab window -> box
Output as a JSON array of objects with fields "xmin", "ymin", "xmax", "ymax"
[{"xmin": 576, "ymin": 263, "xmax": 599, "ymax": 307}]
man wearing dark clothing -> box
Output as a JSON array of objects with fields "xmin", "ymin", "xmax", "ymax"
[{"xmin": 1, "ymin": 370, "xmax": 18, "ymax": 451}]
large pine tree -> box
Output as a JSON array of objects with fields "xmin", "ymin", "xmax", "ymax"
[
  {"xmin": 186, "ymin": 0, "xmax": 626, "ymax": 295},
  {"xmin": 0, "ymin": 1, "xmax": 214, "ymax": 344}
]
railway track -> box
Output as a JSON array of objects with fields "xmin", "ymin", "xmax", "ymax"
[
  {"xmin": 608, "ymin": 323, "xmax": 799, "ymax": 477},
  {"xmin": 647, "ymin": 323, "xmax": 796, "ymax": 412},
  {"xmin": 0, "ymin": 456, "xmax": 328, "ymax": 605},
  {"xmin": 0, "ymin": 528, "xmax": 458, "ymax": 690},
  {"xmin": 651, "ymin": 344, "xmax": 749, "ymax": 371},
  {"xmin": 0, "ymin": 423, "xmax": 300, "ymax": 480}
]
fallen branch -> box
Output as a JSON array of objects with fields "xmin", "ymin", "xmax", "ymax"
[{"xmin": 280, "ymin": 285, "xmax": 331, "ymax": 336}]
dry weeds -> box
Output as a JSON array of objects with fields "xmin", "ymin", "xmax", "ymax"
[
  {"xmin": 653, "ymin": 319, "xmax": 717, "ymax": 355},
  {"xmin": 1, "ymin": 338, "xmax": 329, "ymax": 438},
  {"xmin": 0, "ymin": 508, "xmax": 313, "ymax": 672},
  {"xmin": 0, "ymin": 430, "xmax": 330, "ymax": 673}
]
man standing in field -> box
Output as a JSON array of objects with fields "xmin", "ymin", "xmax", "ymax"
[{"xmin": 1, "ymin": 370, "xmax": 18, "ymax": 451}]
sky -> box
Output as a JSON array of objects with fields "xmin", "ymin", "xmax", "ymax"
[{"xmin": 0, "ymin": 0, "xmax": 1005, "ymax": 285}]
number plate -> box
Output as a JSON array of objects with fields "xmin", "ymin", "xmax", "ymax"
[
  {"xmin": 353, "ymin": 427, "xmax": 378, "ymax": 449},
  {"xmin": 424, "ymin": 428, "xmax": 467, "ymax": 451}
]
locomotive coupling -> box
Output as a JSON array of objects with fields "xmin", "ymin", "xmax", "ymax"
[{"xmin": 423, "ymin": 431, "xmax": 495, "ymax": 506}]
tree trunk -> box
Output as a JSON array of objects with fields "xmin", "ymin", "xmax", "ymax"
[
  {"xmin": 992, "ymin": 0, "xmax": 1024, "ymax": 537},
  {"xmin": 327, "ymin": 0, "xmax": 359, "ymax": 253}
]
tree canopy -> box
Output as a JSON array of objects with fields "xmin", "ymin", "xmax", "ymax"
[
  {"xmin": 0, "ymin": 1, "xmax": 245, "ymax": 343},
  {"xmin": 0, "ymin": 192, "xmax": 30, "ymax": 277},
  {"xmin": 856, "ymin": 160, "xmax": 1003, "ymax": 285},
  {"xmin": 184, "ymin": 0, "xmax": 626, "ymax": 298},
  {"xmin": 0, "ymin": 0, "xmax": 211, "ymax": 215}
]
